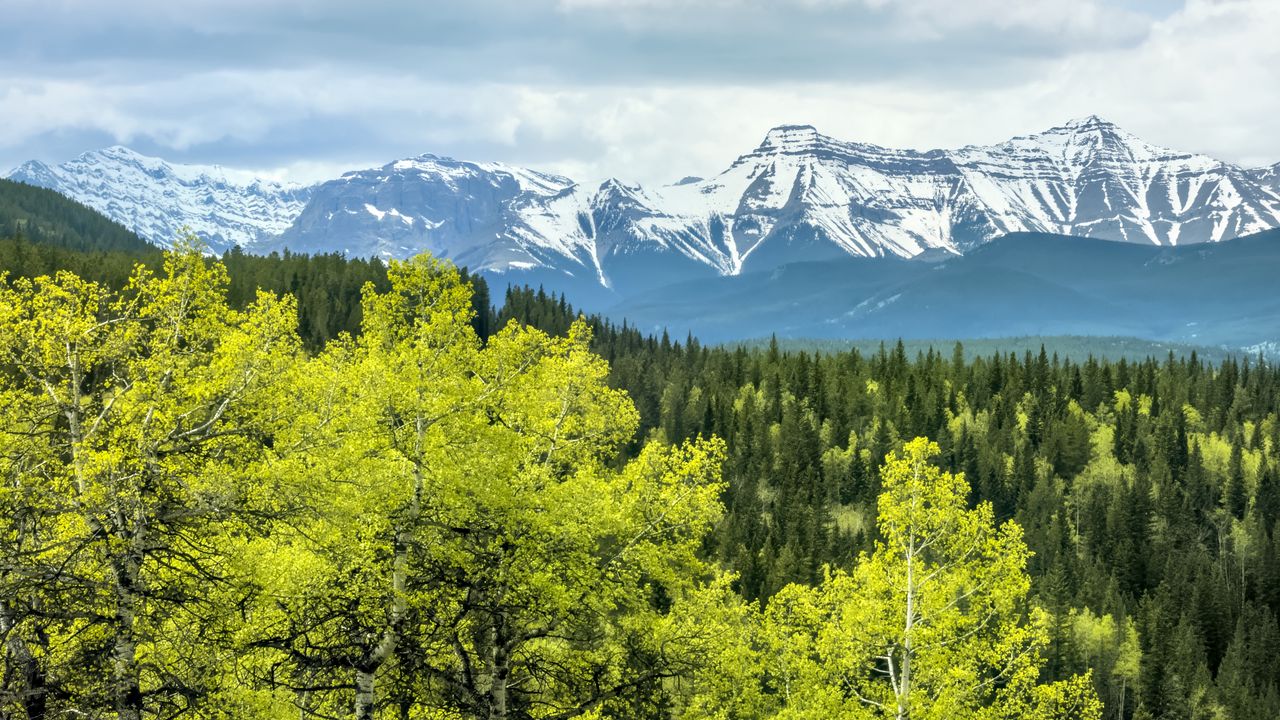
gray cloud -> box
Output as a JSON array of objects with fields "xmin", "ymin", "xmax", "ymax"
[
  {"xmin": 1, "ymin": 0, "xmax": 1275, "ymax": 186},
  {"xmin": 4, "ymin": 0, "xmax": 1152, "ymax": 84}
]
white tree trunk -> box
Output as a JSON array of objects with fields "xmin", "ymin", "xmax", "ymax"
[
  {"xmin": 489, "ymin": 633, "xmax": 510, "ymax": 720},
  {"xmin": 355, "ymin": 668, "xmax": 377, "ymax": 720}
]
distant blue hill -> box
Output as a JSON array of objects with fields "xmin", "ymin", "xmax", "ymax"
[{"xmin": 602, "ymin": 229, "xmax": 1280, "ymax": 352}]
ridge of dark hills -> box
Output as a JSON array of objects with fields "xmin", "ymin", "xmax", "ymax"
[{"xmin": 606, "ymin": 229, "xmax": 1280, "ymax": 349}]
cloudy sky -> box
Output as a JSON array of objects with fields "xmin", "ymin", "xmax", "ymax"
[{"xmin": 3, "ymin": 0, "xmax": 1277, "ymax": 186}]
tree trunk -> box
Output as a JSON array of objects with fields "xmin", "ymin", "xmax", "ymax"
[
  {"xmin": 108, "ymin": 496, "xmax": 148, "ymax": 720},
  {"xmin": 1117, "ymin": 677, "xmax": 1126, "ymax": 720},
  {"xmin": 489, "ymin": 639, "xmax": 510, "ymax": 720},
  {"xmin": 19, "ymin": 635, "xmax": 49, "ymax": 720},
  {"xmin": 23, "ymin": 662, "xmax": 50, "ymax": 720},
  {"xmin": 2, "ymin": 605, "xmax": 49, "ymax": 720},
  {"xmin": 350, "ymin": 421, "xmax": 429, "ymax": 719},
  {"xmin": 354, "ymin": 467, "xmax": 419, "ymax": 719},
  {"xmin": 355, "ymin": 668, "xmax": 377, "ymax": 720},
  {"xmin": 112, "ymin": 546, "xmax": 144, "ymax": 720},
  {"xmin": 897, "ymin": 475, "xmax": 917, "ymax": 720}
]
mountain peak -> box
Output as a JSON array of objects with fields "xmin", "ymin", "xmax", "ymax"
[
  {"xmin": 758, "ymin": 124, "xmax": 823, "ymax": 152},
  {"xmin": 89, "ymin": 146, "xmax": 170, "ymax": 169},
  {"xmin": 8, "ymin": 158, "xmax": 51, "ymax": 175},
  {"xmin": 82, "ymin": 145, "xmax": 224, "ymax": 184},
  {"xmin": 598, "ymin": 177, "xmax": 643, "ymax": 195},
  {"xmin": 409, "ymin": 152, "xmax": 454, "ymax": 163},
  {"xmin": 387, "ymin": 153, "xmax": 461, "ymax": 171},
  {"xmin": 1059, "ymin": 114, "xmax": 1117, "ymax": 130},
  {"xmin": 97, "ymin": 144, "xmax": 145, "ymax": 158},
  {"xmin": 1003, "ymin": 115, "xmax": 1173, "ymax": 164}
]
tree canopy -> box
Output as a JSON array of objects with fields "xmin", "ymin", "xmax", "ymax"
[
  {"xmin": 8, "ymin": 234, "xmax": 1280, "ymax": 718},
  {"xmin": 683, "ymin": 439, "xmax": 1101, "ymax": 720}
]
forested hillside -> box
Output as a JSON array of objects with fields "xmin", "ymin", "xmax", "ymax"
[
  {"xmin": 610, "ymin": 230, "xmax": 1280, "ymax": 348},
  {"xmin": 0, "ymin": 246, "xmax": 1100, "ymax": 720},
  {"xmin": 0, "ymin": 178, "xmax": 154, "ymax": 254},
  {"xmin": 2, "ymin": 204, "xmax": 1279, "ymax": 718}
]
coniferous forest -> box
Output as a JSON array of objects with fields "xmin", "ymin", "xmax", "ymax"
[
  {"xmin": 2, "ymin": 226, "xmax": 1280, "ymax": 719},
  {"xmin": 498, "ymin": 285, "xmax": 1280, "ymax": 720}
]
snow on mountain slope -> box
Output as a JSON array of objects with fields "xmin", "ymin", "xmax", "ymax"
[
  {"xmin": 1253, "ymin": 163, "xmax": 1280, "ymax": 194},
  {"xmin": 6, "ymin": 146, "xmax": 313, "ymax": 252},
  {"xmin": 688, "ymin": 125, "xmax": 989, "ymax": 261},
  {"xmin": 660, "ymin": 116, "xmax": 1280, "ymax": 268},
  {"xmin": 447, "ymin": 115, "xmax": 1280, "ymax": 292},
  {"xmin": 273, "ymin": 154, "xmax": 608, "ymax": 284},
  {"xmin": 8, "ymin": 118, "xmax": 1280, "ymax": 293},
  {"xmin": 950, "ymin": 116, "xmax": 1280, "ymax": 247}
]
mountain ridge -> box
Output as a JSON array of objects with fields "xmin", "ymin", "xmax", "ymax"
[
  {"xmin": 7, "ymin": 146, "xmax": 314, "ymax": 254},
  {"xmin": 7, "ymin": 118, "xmax": 1280, "ymax": 295},
  {"xmin": 608, "ymin": 227, "xmax": 1280, "ymax": 349}
]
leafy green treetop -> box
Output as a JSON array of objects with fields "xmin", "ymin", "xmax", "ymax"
[
  {"xmin": 249, "ymin": 255, "xmax": 729, "ymax": 720},
  {"xmin": 688, "ymin": 438, "xmax": 1102, "ymax": 720}
]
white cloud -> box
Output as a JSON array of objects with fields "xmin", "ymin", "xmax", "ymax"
[
  {"xmin": 890, "ymin": 0, "xmax": 1148, "ymax": 37},
  {"xmin": 1, "ymin": 0, "xmax": 1277, "ymax": 185},
  {"xmin": 522, "ymin": 0, "xmax": 1280, "ymax": 180},
  {"xmin": 1052, "ymin": 0, "xmax": 1280, "ymax": 166}
]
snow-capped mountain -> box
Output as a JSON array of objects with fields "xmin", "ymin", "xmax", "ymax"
[
  {"xmin": 637, "ymin": 116, "xmax": 1280, "ymax": 263},
  {"xmin": 946, "ymin": 116, "xmax": 1280, "ymax": 247},
  {"xmin": 275, "ymin": 155, "xmax": 606, "ymax": 285},
  {"xmin": 8, "ymin": 118, "xmax": 1280, "ymax": 294},
  {"xmin": 273, "ymin": 116, "xmax": 1280, "ymax": 293},
  {"xmin": 274, "ymin": 156, "xmax": 741, "ymax": 294},
  {"xmin": 7, "ymin": 146, "xmax": 314, "ymax": 253}
]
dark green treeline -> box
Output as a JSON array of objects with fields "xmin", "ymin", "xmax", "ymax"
[
  {"xmin": 0, "ymin": 237, "xmax": 492, "ymax": 350},
  {"xmin": 0, "ymin": 182, "xmax": 494, "ymax": 349}
]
